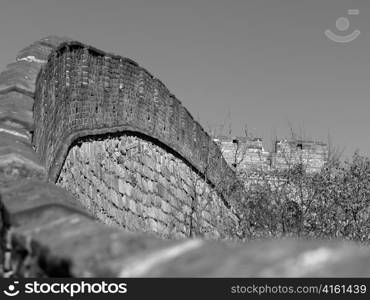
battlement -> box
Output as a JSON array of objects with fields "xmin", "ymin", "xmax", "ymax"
[{"xmin": 215, "ymin": 136, "xmax": 328, "ymax": 174}]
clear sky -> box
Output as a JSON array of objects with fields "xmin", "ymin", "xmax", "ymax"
[{"xmin": 1, "ymin": 0, "xmax": 369, "ymax": 159}]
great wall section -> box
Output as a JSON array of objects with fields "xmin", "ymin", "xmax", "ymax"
[
  {"xmin": 1, "ymin": 37, "xmax": 370, "ymax": 277},
  {"xmin": 33, "ymin": 39, "xmax": 241, "ymax": 240},
  {"xmin": 215, "ymin": 136, "xmax": 328, "ymax": 174}
]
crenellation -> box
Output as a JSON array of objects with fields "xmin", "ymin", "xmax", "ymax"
[{"xmin": 216, "ymin": 136, "xmax": 328, "ymax": 174}]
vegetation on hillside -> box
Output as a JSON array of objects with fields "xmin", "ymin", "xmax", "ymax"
[
  {"xmin": 232, "ymin": 150, "xmax": 370, "ymax": 244},
  {"xmin": 198, "ymin": 121, "xmax": 370, "ymax": 243}
]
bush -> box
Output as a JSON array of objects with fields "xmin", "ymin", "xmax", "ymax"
[{"xmin": 237, "ymin": 152, "xmax": 370, "ymax": 243}]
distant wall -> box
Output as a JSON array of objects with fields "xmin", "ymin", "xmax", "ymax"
[{"xmin": 215, "ymin": 136, "xmax": 328, "ymax": 174}]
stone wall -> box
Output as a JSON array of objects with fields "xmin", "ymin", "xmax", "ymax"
[
  {"xmin": 274, "ymin": 139, "xmax": 328, "ymax": 173},
  {"xmin": 32, "ymin": 41, "xmax": 239, "ymax": 206},
  {"xmin": 57, "ymin": 133, "xmax": 238, "ymax": 239},
  {"xmin": 215, "ymin": 136, "xmax": 328, "ymax": 174},
  {"xmin": 28, "ymin": 39, "xmax": 241, "ymax": 239}
]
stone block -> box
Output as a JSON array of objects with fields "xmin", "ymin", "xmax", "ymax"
[
  {"xmin": 141, "ymin": 178, "xmax": 148, "ymax": 193},
  {"xmin": 161, "ymin": 200, "xmax": 172, "ymax": 213},
  {"xmin": 150, "ymin": 195, "xmax": 162, "ymax": 208},
  {"xmin": 0, "ymin": 133, "xmax": 46, "ymax": 185},
  {"xmin": 0, "ymin": 61, "xmax": 41, "ymax": 95},
  {"xmin": 16, "ymin": 43, "xmax": 51, "ymax": 62},
  {"xmin": 112, "ymin": 175, "xmax": 119, "ymax": 191},
  {"xmin": 182, "ymin": 182, "xmax": 193, "ymax": 196},
  {"xmin": 182, "ymin": 205, "xmax": 192, "ymax": 215},
  {"xmin": 109, "ymin": 190, "xmax": 121, "ymax": 208},
  {"xmin": 170, "ymin": 175, "xmax": 177, "ymax": 186},
  {"xmin": 142, "ymin": 165, "xmax": 154, "ymax": 180},
  {"xmin": 120, "ymin": 194, "xmax": 128, "ymax": 208},
  {"xmin": 201, "ymin": 211, "xmax": 212, "ymax": 222},
  {"xmin": 0, "ymin": 91, "xmax": 34, "ymax": 130},
  {"xmin": 143, "ymin": 154, "xmax": 155, "ymax": 171},
  {"xmin": 118, "ymin": 178, "xmax": 126, "ymax": 194},
  {"xmin": 0, "ymin": 179, "xmax": 91, "ymax": 226},
  {"xmin": 147, "ymin": 218, "xmax": 158, "ymax": 232},
  {"xmin": 152, "ymin": 207, "xmax": 168, "ymax": 222},
  {"xmin": 141, "ymin": 193, "xmax": 151, "ymax": 206},
  {"xmin": 128, "ymin": 199, "xmax": 137, "ymax": 214},
  {"xmin": 155, "ymin": 222, "xmax": 168, "ymax": 235},
  {"xmin": 149, "ymin": 180, "xmax": 157, "ymax": 194},
  {"xmin": 176, "ymin": 211, "xmax": 186, "ymax": 223},
  {"xmin": 38, "ymin": 36, "xmax": 73, "ymax": 48},
  {"xmin": 155, "ymin": 182, "xmax": 165, "ymax": 198},
  {"xmin": 135, "ymin": 203, "xmax": 143, "ymax": 216}
]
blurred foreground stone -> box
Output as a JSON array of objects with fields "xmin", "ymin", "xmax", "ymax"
[{"xmin": 1, "ymin": 181, "xmax": 370, "ymax": 277}]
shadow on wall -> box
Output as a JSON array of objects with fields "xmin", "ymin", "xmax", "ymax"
[{"xmin": 57, "ymin": 131, "xmax": 239, "ymax": 239}]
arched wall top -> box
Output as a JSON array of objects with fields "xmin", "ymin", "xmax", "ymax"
[{"xmin": 31, "ymin": 39, "xmax": 242, "ymax": 207}]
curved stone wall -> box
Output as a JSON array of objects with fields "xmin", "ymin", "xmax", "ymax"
[
  {"xmin": 32, "ymin": 41, "xmax": 239, "ymax": 206},
  {"xmin": 30, "ymin": 40, "xmax": 241, "ymax": 238}
]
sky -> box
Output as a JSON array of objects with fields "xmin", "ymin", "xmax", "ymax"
[{"xmin": 0, "ymin": 0, "xmax": 369, "ymax": 159}]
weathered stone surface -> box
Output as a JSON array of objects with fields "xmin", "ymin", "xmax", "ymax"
[
  {"xmin": 16, "ymin": 44, "xmax": 52, "ymax": 63},
  {"xmin": 8, "ymin": 212, "xmax": 370, "ymax": 277},
  {"xmin": 0, "ymin": 61, "xmax": 42, "ymax": 95},
  {"xmin": 32, "ymin": 40, "xmax": 241, "ymax": 209},
  {"xmin": 38, "ymin": 36, "xmax": 73, "ymax": 49},
  {"xmin": 0, "ymin": 159, "xmax": 45, "ymax": 186},
  {"xmin": 57, "ymin": 134, "xmax": 239, "ymax": 239},
  {"xmin": 0, "ymin": 131, "xmax": 34, "ymax": 154},
  {"xmin": 136, "ymin": 239, "xmax": 370, "ymax": 277},
  {"xmin": 0, "ymin": 132, "xmax": 46, "ymax": 185},
  {"xmin": 216, "ymin": 136, "xmax": 328, "ymax": 174},
  {"xmin": 16, "ymin": 36, "xmax": 72, "ymax": 65},
  {"xmin": 0, "ymin": 124, "xmax": 31, "ymax": 142},
  {"xmin": 0, "ymin": 91, "xmax": 34, "ymax": 130},
  {"xmin": 10, "ymin": 214, "xmax": 180, "ymax": 277},
  {"xmin": 0, "ymin": 180, "xmax": 90, "ymax": 225}
]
